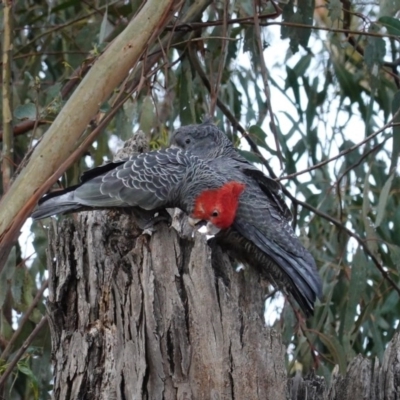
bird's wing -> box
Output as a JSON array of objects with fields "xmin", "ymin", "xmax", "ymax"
[
  {"xmin": 233, "ymin": 218, "xmax": 322, "ymax": 315},
  {"xmin": 74, "ymin": 148, "xmax": 189, "ymax": 209},
  {"xmin": 32, "ymin": 148, "xmax": 191, "ymax": 219},
  {"xmin": 240, "ymin": 166, "xmax": 292, "ymax": 220},
  {"xmin": 221, "ymin": 155, "xmax": 292, "ymax": 221}
]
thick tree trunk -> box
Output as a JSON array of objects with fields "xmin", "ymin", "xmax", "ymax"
[
  {"xmin": 46, "ymin": 209, "xmax": 400, "ymax": 399},
  {"xmin": 47, "ymin": 210, "xmax": 287, "ymax": 399}
]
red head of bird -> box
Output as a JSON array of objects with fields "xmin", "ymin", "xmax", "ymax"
[{"xmin": 191, "ymin": 181, "xmax": 246, "ymax": 230}]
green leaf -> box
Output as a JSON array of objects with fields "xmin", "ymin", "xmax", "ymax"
[
  {"xmin": 369, "ymin": 318, "xmax": 385, "ymax": 358},
  {"xmin": 0, "ymin": 247, "xmax": 16, "ymax": 310},
  {"xmin": 14, "ymin": 103, "xmax": 37, "ymax": 121},
  {"xmin": 178, "ymin": 58, "xmax": 195, "ymax": 125},
  {"xmin": 115, "ymin": 102, "xmax": 134, "ymax": 141},
  {"xmin": 281, "ymin": 0, "xmax": 297, "ymax": 52},
  {"xmin": 50, "ymin": 0, "xmax": 80, "ymax": 13},
  {"xmin": 99, "ymin": 8, "xmax": 113, "ymax": 44},
  {"xmin": 45, "ymin": 83, "xmax": 62, "ymax": 103},
  {"xmin": 293, "ymin": 54, "xmax": 312, "ymax": 77},
  {"xmin": 375, "ymin": 171, "xmax": 395, "ymax": 227},
  {"xmin": 99, "ymin": 100, "xmax": 111, "ymax": 113},
  {"xmin": 281, "ymin": 0, "xmax": 314, "ymax": 52},
  {"xmin": 248, "ymin": 125, "xmax": 267, "ymax": 149},
  {"xmin": 364, "ymin": 25, "xmax": 386, "ymax": 73},
  {"xmin": 317, "ymin": 332, "xmax": 347, "ymax": 373},
  {"xmin": 139, "ymin": 96, "xmax": 155, "ymax": 134},
  {"xmin": 388, "ymin": 244, "xmax": 400, "ymax": 273},
  {"xmin": 379, "ymin": 16, "xmax": 400, "ymax": 35},
  {"xmin": 328, "ymin": 0, "xmax": 342, "ymax": 23},
  {"xmin": 285, "ymin": 66, "xmax": 301, "ymax": 107},
  {"xmin": 238, "ymin": 149, "xmax": 264, "ymax": 164},
  {"xmin": 362, "ymin": 165, "xmax": 380, "ymax": 257},
  {"xmin": 18, "ymin": 362, "xmax": 39, "ymax": 400},
  {"xmin": 343, "ymin": 250, "xmax": 367, "ymax": 337},
  {"xmin": 378, "ymin": 0, "xmax": 400, "ymax": 18},
  {"xmin": 22, "ymin": 270, "xmax": 35, "ymax": 308},
  {"xmin": 332, "ymin": 59, "xmax": 360, "ymax": 102},
  {"xmin": 11, "ymin": 265, "xmax": 25, "ymax": 308}
]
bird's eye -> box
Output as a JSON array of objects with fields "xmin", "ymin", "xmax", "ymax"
[
  {"xmin": 211, "ymin": 210, "xmax": 219, "ymax": 217},
  {"xmin": 185, "ymin": 138, "xmax": 191, "ymax": 144}
]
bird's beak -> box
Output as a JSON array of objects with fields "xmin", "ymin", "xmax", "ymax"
[
  {"xmin": 188, "ymin": 217, "xmax": 221, "ymax": 236},
  {"xmin": 188, "ymin": 216, "xmax": 203, "ymax": 227}
]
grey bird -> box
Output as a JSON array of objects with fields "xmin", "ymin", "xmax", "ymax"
[
  {"xmin": 31, "ymin": 147, "xmax": 246, "ymax": 233},
  {"xmin": 170, "ymin": 121, "xmax": 322, "ymax": 316}
]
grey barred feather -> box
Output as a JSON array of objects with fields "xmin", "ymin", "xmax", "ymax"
[{"xmin": 31, "ymin": 148, "xmax": 225, "ymax": 220}]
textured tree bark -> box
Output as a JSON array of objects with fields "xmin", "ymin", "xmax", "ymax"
[
  {"xmin": 47, "ymin": 209, "xmax": 400, "ymax": 400},
  {"xmin": 288, "ymin": 332, "xmax": 400, "ymax": 399},
  {"xmin": 47, "ymin": 210, "xmax": 288, "ymax": 400}
]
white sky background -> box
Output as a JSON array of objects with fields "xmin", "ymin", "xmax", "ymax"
[{"xmin": 18, "ymin": 17, "xmax": 392, "ymax": 326}]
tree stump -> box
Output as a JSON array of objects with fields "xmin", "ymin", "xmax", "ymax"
[{"xmin": 46, "ymin": 210, "xmax": 287, "ymax": 399}]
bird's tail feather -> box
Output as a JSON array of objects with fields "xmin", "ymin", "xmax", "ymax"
[
  {"xmin": 234, "ymin": 221, "xmax": 322, "ymax": 316},
  {"xmin": 263, "ymin": 243, "xmax": 320, "ymax": 316},
  {"xmin": 31, "ymin": 191, "xmax": 81, "ymax": 219}
]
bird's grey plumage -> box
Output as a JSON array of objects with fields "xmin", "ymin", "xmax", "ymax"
[
  {"xmin": 31, "ymin": 148, "xmax": 226, "ymax": 220},
  {"xmin": 171, "ymin": 120, "xmax": 292, "ymax": 220},
  {"xmin": 170, "ymin": 121, "xmax": 322, "ymax": 316}
]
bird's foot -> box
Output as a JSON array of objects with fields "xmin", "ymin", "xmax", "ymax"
[
  {"xmin": 127, "ymin": 208, "xmax": 172, "ymax": 233},
  {"xmin": 142, "ymin": 209, "xmax": 172, "ymax": 230}
]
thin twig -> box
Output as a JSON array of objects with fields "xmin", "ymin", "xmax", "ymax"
[
  {"xmin": 278, "ymin": 121, "xmax": 399, "ymax": 181},
  {"xmin": 0, "ymin": 317, "xmax": 48, "ymax": 389},
  {"xmin": 0, "ymin": 120, "xmax": 48, "ymax": 142},
  {"xmin": 285, "ymin": 191, "xmax": 400, "ymax": 296},
  {"xmin": 336, "ymin": 141, "xmax": 385, "ymax": 222},
  {"xmin": 210, "ymin": 0, "xmax": 229, "ymax": 116},
  {"xmin": 169, "ymin": 17, "xmax": 400, "ymax": 41},
  {"xmin": 252, "ymin": 0, "xmax": 283, "ymax": 169},
  {"xmin": 0, "ymin": 280, "xmax": 48, "ymax": 361}
]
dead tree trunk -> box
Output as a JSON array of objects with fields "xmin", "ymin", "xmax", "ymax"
[
  {"xmin": 46, "ymin": 210, "xmax": 287, "ymax": 399},
  {"xmin": 46, "ymin": 208, "xmax": 400, "ymax": 400}
]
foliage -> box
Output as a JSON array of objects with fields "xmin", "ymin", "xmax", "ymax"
[{"xmin": 0, "ymin": 0, "xmax": 400, "ymax": 397}]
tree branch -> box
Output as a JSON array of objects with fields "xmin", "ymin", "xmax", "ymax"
[{"xmin": 2, "ymin": 0, "xmax": 14, "ymax": 191}]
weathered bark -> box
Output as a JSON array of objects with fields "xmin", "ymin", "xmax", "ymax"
[
  {"xmin": 47, "ymin": 210, "xmax": 287, "ymax": 399},
  {"xmin": 47, "ymin": 208, "xmax": 400, "ymax": 400},
  {"xmin": 289, "ymin": 333, "xmax": 400, "ymax": 400}
]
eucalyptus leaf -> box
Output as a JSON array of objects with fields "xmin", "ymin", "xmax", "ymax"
[
  {"xmin": 379, "ymin": 16, "xmax": 400, "ymax": 35},
  {"xmin": 375, "ymin": 171, "xmax": 395, "ymax": 227},
  {"xmin": 14, "ymin": 103, "xmax": 37, "ymax": 121}
]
